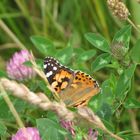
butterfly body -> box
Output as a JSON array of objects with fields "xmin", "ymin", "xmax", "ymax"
[{"xmin": 44, "ymin": 57, "xmax": 100, "ymax": 107}]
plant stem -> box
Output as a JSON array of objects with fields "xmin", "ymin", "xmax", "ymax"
[
  {"xmin": 92, "ymin": 0, "xmax": 111, "ymax": 42},
  {"xmin": 128, "ymin": 110, "xmax": 140, "ymax": 140},
  {"xmin": 15, "ymin": 0, "xmax": 39, "ymax": 34},
  {"xmin": 41, "ymin": 0, "xmax": 47, "ymax": 35},
  {"xmin": 127, "ymin": 18, "xmax": 140, "ymax": 32},
  {"xmin": 103, "ymin": 127, "xmax": 124, "ymax": 140},
  {"xmin": 0, "ymin": 84, "xmax": 24, "ymax": 128},
  {"xmin": 0, "ymin": 20, "xmax": 26, "ymax": 50}
]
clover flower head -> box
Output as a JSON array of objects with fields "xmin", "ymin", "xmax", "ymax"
[
  {"xmin": 11, "ymin": 127, "xmax": 41, "ymax": 140},
  {"xmin": 6, "ymin": 50, "xmax": 36, "ymax": 81}
]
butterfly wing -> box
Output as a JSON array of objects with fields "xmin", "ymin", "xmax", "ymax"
[
  {"xmin": 44, "ymin": 57, "xmax": 74, "ymax": 93},
  {"xmin": 44, "ymin": 57, "xmax": 100, "ymax": 107},
  {"xmin": 59, "ymin": 71, "xmax": 100, "ymax": 107}
]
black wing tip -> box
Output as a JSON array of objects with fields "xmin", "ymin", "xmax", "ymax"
[
  {"xmin": 44, "ymin": 56, "xmax": 58, "ymax": 63},
  {"xmin": 44, "ymin": 56, "xmax": 55, "ymax": 60}
]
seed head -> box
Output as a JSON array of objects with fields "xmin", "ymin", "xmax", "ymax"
[{"xmin": 107, "ymin": 0, "xmax": 130, "ymax": 20}]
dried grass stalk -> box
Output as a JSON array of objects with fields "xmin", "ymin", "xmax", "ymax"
[
  {"xmin": 0, "ymin": 78, "xmax": 74, "ymax": 121},
  {"xmin": 0, "ymin": 78, "xmax": 124, "ymax": 140}
]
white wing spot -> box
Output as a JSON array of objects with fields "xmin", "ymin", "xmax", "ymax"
[
  {"xmin": 53, "ymin": 66, "xmax": 57, "ymax": 70},
  {"xmin": 46, "ymin": 71, "xmax": 53, "ymax": 77},
  {"xmin": 44, "ymin": 64, "xmax": 47, "ymax": 69}
]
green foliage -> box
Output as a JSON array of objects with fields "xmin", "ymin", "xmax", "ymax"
[
  {"xmin": 37, "ymin": 118, "xmax": 72, "ymax": 140},
  {"xmin": 87, "ymin": 24, "xmax": 140, "ymax": 139},
  {"xmin": 0, "ymin": 70, "xmax": 7, "ymax": 77},
  {"xmin": 76, "ymin": 49, "xmax": 96, "ymax": 62},
  {"xmin": 114, "ymin": 64, "xmax": 136, "ymax": 98},
  {"xmin": 130, "ymin": 39, "xmax": 140, "ymax": 64},
  {"xmin": 113, "ymin": 25, "xmax": 132, "ymax": 49},
  {"xmin": 0, "ymin": 122, "xmax": 7, "ymax": 136},
  {"xmin": 23, "ymin": 61, "xmax": 33, "ymax": 67},
  {"xmin": 91, "ymin": 53, "xmax": 112, "ymax": 72},
  {"xmin": 125, "ymin": 98, "xmax": 140, "ymax": 109},
  {"xmin": 31, "ymin": 36, "xmax": 56, "ymax": 56},
  {"xmin": 0, "ymin": 97, "xmax": 29, "ymax": 120},
  {"xmin": 55, "ymin": 45, "xmax": 73, "ymax": 65},
  {"xmin": 0, "ymin": 1, "xmax": 140, "ymax": 140},
  {"xmin": 85, "ymin": 33, "xmax": 110, "ymax": 53}
]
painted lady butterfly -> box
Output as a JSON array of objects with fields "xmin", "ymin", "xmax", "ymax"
[{"xmin": 44, "ymin": 57, "xmax": 100, "ymax": 107}]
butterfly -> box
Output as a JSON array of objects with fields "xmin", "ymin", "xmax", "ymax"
[{"xmin": 44, "ymin": 57, "xmax": 100, "ymax": 107}]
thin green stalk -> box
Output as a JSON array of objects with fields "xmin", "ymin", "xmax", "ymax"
[
  {"xmin": 0, "ymin": 84, "xmax": 24, "ymax": 128},
  {"xmin": 128, "ymin": 110, "xmax": 140, "ymax": 140},
  {"xmin": 53, "ymin": 0, "xmax": 58, "ymax": 21},
  {"xmin": 1, "ymin": 120, "xmax": 18, "ymax": 129},
  {"xmin": 15, "ymin": 0, "xmax": 39, "ymax": 34},
  {"xmin": 41, "ymin": 0, "xmax": 47, "ymax": 35},
  {"xmin": 127, "ymin": 18, "xmax": 140, "ymax": 33},
  {"xmin": 46, "ymin": 6, "xmax": 65, "ymax": 39},
  {"xmin": 86, "ymin": 0, "xmax": 101, "ymax": 32},
  {"xmin": 0, "ymin": 3, "xmax": 25, "ymax": 41},
  {"xmin": 0, "ymin": 13, "xmax": 22, "ymax": 19},
  {"xmin": 0, "ymin": 20, "xmax": 26, "ymax": 50},
  {"xmin": 92, "ymin": 0, "xmax": 111, "ymax": 42},
  {"xmin": 74, "ymin": 0, "xmax": 86, "ymax": 34}
]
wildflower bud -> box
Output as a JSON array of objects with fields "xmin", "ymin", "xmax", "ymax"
[
  {"xmin": 60, "ymin": 120, "xmax": 75, "ymax": 136},
  {"xmin": 6, "ymin": 50, "xmax": 36, "ymax": 81},
  {"xmin": 88, "ymin": 129, "xmax": 98, "ymax": 140},
  {"xmin": 11, "ymin": 127, "xmax": 41, "ymax": 140},
  {"xmin": 111, "ymin": 42, "xmax": 127, "ymax": 60},
  {"xmin": 107, "ymin": 0, "xmax": 130, "ymax": 20}
]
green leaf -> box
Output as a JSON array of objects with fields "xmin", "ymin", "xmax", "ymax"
[
  {"xmin": 0, "ymin": 122, "xmax": 7, "ymax": 136},
  {"xmin": 115, "ymin": 64, "xmax": 136, "ymax": 97},
  {"xmin": 0, "ymin": 97, "xmax": 28, "ymax": 120},
  {"xmin": 102, "ymin": 119, "xmax": 114, "ymax": 132},
  {"xmin": 36, "ymin": 58, "xmax": 44, "ymax": 69},
  {"xmin": 30, "ymin": 36, "xmax": 56, "ymax": 56},
  {"xmin": 23, "ymin": 61, "xmax": 32, "ymax": 67},
  {"xmin": 124, "ymin": 98, "xmax": 140, "ymax": 109},
  {"xmin": 113, "ymin": 25, "xmax": 131, "ymax": 49},
  {"xmin": 117, "ymin": 130, "xmax": 138, "ymax": 140},
  {"xmin": 24, "ymin": 59, "xmax": 43, "ymax": 70},
  {"xmin": 0, "ymin": 70, "xmax": 7, "ymax": 77},
  {"xmin": 85, "ymin": 33, "xmax": 110, "ymax": 53},
  {"xmin": 100, "ymin": 77, "xmax": 115, "ymax": 102},
  {"xmin": 88, "ymin": 94, "xmax": 101, "ymax": 112},
  {"xmin": 77, "ymin": 49, "xmax": 96, "ymax": 62},
  {"xmin": 37, "ymin": 80, "xmax": 50, "ymax": 94},
  {"xmin": 37, "ymin": 118, "xmax": 72, "ymax": 140},
  {"xmin": 97, "ymin": 103, "xmax": 112, "ymax": 121},
  {"xmin": 130, "ymin": 39, "xmax": 140, "ymax": 64},
  {"xmin": 55, "ymin": 46, "xmax": 73, "ymax": 64},
  {"xmin": 91, "ymin": 53, "xmax": 112, "ymax": 72},
  {"xmin": 73, "ymin": 48, "xmax": 84, "ymax": 56},
  {"xmin": 89, "ymin": 75, "xmax": 115, "ymax": 115}
]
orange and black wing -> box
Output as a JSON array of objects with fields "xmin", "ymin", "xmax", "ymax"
[
  {"xmin": 44, "ymin": 57, "xmax": 74, "ymax": 93},
  {"xmin": 59, "ymin": 71, "xmax": 100, "ymax": 107},
  {"xmin": 44, "ymin": 57, "xmax": 100, "ymax": 107}
]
